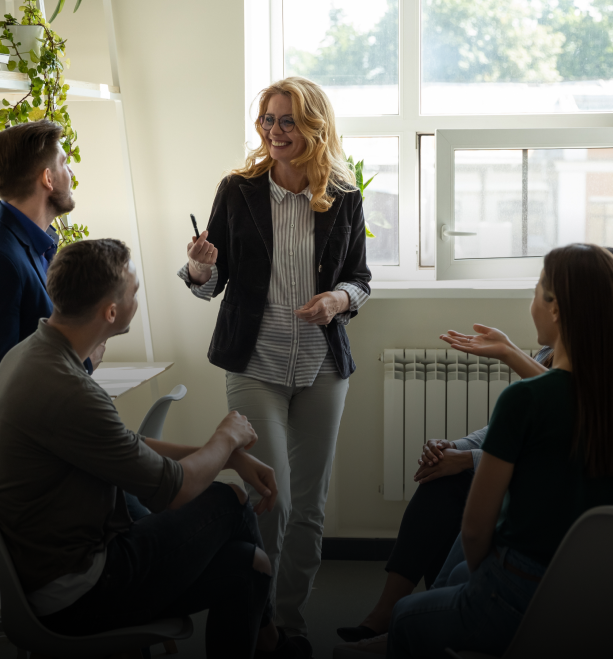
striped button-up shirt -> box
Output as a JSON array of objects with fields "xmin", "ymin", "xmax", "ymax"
[{"xmin": 178, "ymin": 172, "xmax": 369, "ymax": 386}]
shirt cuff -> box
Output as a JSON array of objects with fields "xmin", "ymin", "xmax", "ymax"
[
  {"xmin": 471, "ymin": 449, "xmax": 483, "ymax": 470},
  {"xmin": 177, "ymin": 263, "xmax": 218, "ymax": 301},
  {"xmin": 333, "ymin": 282, "xmax": 370, "ymax": 326}
]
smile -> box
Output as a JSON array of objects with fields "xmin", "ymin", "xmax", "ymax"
[{"xmin": 271, "ymin": 140, "xmax": 291, "ymax": 147}]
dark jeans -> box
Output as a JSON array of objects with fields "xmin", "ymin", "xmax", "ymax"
[
  {"xmin": 125, "ymin": 492, "xmax": 151, "ymax": 521},
  {"xmin": 386, "ymin": 470, "xmax": 474, "ymax": 589},
  {"xmin": 41, "ymin": 482, "xmax": 272, "ymax": 659}
]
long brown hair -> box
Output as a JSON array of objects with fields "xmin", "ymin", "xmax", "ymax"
[
  {"xmin": 542, "ymin": 244, "xmax": 613, "ymax": 477},
  {"xmin": 231, "ymin": 77, "xmax": 355, "ymax": 213}
]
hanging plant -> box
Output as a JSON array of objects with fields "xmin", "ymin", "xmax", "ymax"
[{"xmin": 0, "ymin": 0, "xmax": 87, "ymax": 247}]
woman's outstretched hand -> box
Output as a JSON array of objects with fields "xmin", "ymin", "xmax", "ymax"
[
  {"xmin": 187, "ymin": 230, "xmax": 218, "ymax": 284},
  {"xmin": 440, "ymin": 324, "xmax": 515, "ymax": 361}
]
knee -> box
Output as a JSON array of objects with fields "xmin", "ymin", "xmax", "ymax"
[
  {"xmin": 252, "ymin": 546, "xmax": 272, "ymax": 576},
  {"xmin": 228, "ymin": 483, "xmax": 249, "ymax": 506}
]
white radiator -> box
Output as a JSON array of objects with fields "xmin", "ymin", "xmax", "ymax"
[{"xmin": 382, "ymin": 348, "xmax": 539, "ymax": 501}]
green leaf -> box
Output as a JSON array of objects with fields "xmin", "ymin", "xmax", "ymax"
[
  {"xmin": 1, "ymin": 99, "xmax": 8, "ymax": 106},
  {"xmin": 6, "ymin": 60, "xmax": 16, "ymax": 71},
  {"xmin": 17, "ymin": 60, "xmax": 28, "ymax": 73},
  {"xmin": 362, "ymin": 174, "xmax": 376, "ymax": 193},
  {"xmin": 49, "ymin": 0, "xmax": 66, "ymax": 23},
  {"xmin": 365, "ymin": 225, "xmax": 376, "ymax": 239},
  {"xmin": 28, "ymin": 49, "xmax": 39, "ymax": 63},
  {"xmin": 0, "ymin": 45, "xmax": 8, "ymax": 54},
  {"xmin": 74, "ymin": 0, "xmax": 83, "ymax": 13},
  {"xmin": 28, "ymin": 107, "xmax": 45, "ymax": 121}
]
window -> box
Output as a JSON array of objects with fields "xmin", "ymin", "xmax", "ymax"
[
  {"xmin": 246, "ymin": 0, "xmax": 613, "ymax": 286},
  {"xmin": 421, "ymin": 0, "xmax": 613, "ymax": 116},
  {"xmin": 436, "ymin": 128, "xmax": 613, "ymax": 280},
  {"xmin": 284, "ymin": 0, "xmax": 399, "ymax": 116}
]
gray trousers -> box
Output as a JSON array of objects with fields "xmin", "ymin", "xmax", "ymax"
[{"xmin": 226, "ymin": 371, "xmax": 349, "ymax": 635}]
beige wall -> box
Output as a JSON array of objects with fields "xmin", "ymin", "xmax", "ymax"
[{"xmin": 10, "ymin": 1, "xmax": 539, "ymax": 536}]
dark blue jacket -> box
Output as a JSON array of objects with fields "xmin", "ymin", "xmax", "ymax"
[{"xmin": 0, "ymin": 203, "xmax": 53, "ymax": 362}]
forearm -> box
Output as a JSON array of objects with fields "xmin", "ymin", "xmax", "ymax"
[
  {"xmin": 168, "ymin": 434, "xmax": 236, "ymax": 509},
  {"xmin": 448, "ymin": 448, "xmax": 475, "ymax": 470},
  {"xmin": 143, "ymin": 437, "xmax": 199, "ymax": 461},
  {"xmin": 188, "ymin": 261, "xmax": 212, "ymax": 285},
  {"xmin": 500, "ymin": 344, "xmax": 547, "ymax": 379},
  {"xmin": 330, "ymin": 289, "xmax": 350, "ymax": 313},
  {"xmin": 462, "ymin": 530, "xmax": 494, "ymax": 572}
]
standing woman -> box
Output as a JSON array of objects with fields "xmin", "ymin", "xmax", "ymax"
[{"xmin": 178, "ymin": 77, "xmax": 371, "ymax": 641}]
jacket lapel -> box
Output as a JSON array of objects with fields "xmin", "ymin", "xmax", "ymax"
[
  {"xmin": 315, "ymin": 189, "xmax": 345, "ymax": 266},
  {"xmin": 0, "ymin": 205, "xmax": 47, "ymax": 286},
  {"xmin": 240, "ymin": 175, "xmax": 274, "ymax": 263}
]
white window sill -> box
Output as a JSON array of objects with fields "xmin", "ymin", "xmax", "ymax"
[{"xmin": 370, "ymin": 279, "xmax": 537, "ymax": 299}]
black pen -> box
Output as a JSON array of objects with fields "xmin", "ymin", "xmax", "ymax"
[{"xmin": 190, "ymin": 213, "xmax": 200, "ymax": 238}]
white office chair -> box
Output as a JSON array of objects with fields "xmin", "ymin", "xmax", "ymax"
[
  {"xmin": 138, "ymin": 385, "xmax": 187, "ymax": 440},
  {"xmin": 446, "ymin": 506, "xmax": 613, "ymax": 659}
]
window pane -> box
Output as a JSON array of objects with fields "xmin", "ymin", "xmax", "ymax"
[
  {"xmin": 284, "ymin": 0, "xmax": 399, "ymax": 116},
  {"xmin": 419, "ymin": 135, "xmax": 436, "ymax": 267},
  {"xmin": 342, "ymin": 136, "xmax": 399, "ymax": 265},
  {"xmin": 422, "ymin": 0, "xmax": 613, "ymax": 115},
  {"xmin": 453, "ymin": 148, "xmax": 613, "ymax": 259}
]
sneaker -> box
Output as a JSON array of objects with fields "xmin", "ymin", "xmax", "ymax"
[
  {"xmin": 333, "ymin": 633, "xmax": 388, "ymax": 658},
  {"xmin": 254, "ymin": 627, "xmax": 313, "ymax": 659}
]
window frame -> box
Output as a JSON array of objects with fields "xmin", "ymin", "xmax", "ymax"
[
  {"xmin": 435, "ymin": 128, "xmax": 613, "ymax": 280},
  {"xmin": 245, "ymin": 0, "xmax": 613, "ymax": 287}
]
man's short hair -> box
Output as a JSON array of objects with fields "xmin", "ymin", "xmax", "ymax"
[
  {"xmin": 47, "ymin": 239, "xmax": 132, "ymax": 319},
  {"xmin": 0, "ymin": 120, "xmax": 63, "ymax": 200}
]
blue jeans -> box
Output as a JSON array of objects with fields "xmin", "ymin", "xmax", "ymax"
[
  {"xmin": 125, "ymin": 492, "xmax": 151, "ymax": 521},
  {"xmin": 41, "ymin": 482, "xmax": 272, "ymax": 659},
  {"xmin": 430, "ymin": 533, "xmax": 469, "ymax": 589},
  {"xmin": 388, "ymin": 544, "xmax": 546, "ymax": 658}
]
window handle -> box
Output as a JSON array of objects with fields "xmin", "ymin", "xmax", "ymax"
[{"xmin": 440, "ymin": 224, "xmax": 477, "ymax": 242}]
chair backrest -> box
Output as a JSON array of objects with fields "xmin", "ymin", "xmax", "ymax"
[
  {"xmin": 137, "ymin": 385, "xmax": 187, "ymax": 440},
  {"xmin": 0, "ymin": 529, "xmax": 194, "ymax": 656},
  {"xmin": 0, "ymin": 529, "xmax": 52, "ymax": 651},
  {"xmin": 504, "ymin": 505, "xmax": 613, "ymax": 659}
]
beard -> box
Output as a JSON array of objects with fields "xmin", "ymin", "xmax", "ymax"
[{"xmin": 48, "ymin": 185, "xmax": 76, "ymax": 217}]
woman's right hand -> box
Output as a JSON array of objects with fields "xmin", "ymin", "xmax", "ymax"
[
  {"xmin": 187, "ymin": 230, "xmax": 218, "ymax": 285},
  {"xmin": 440, "ymin": 324, "xmax": 516, "ymax": 361}
]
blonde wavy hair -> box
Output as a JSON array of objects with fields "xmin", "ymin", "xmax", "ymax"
[{"xmin": 231, "ymin": 76, "xmax": 356, "ymax": 213}]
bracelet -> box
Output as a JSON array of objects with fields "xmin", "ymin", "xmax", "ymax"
[{"xmin": 189, "ymin": 258, "xmax": 211, "ymax": 273}]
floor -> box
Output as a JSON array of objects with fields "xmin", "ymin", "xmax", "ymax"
[{"xmin": 0, "ymin": 561, "xmax": 426, "ymax": 659}]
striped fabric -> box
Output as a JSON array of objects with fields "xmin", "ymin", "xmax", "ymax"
[{"xmin": 178, "ymin": 172, "xmax": 369, "ymax": 386}]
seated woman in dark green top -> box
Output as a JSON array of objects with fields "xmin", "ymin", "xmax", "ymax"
[{"xmin": 384, "ymin": 244, "xmax": 613, "ymax": 659}]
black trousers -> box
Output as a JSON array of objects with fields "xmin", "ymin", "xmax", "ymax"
[
  {"xmin": 41, "ymin": 483, "xmax": 272, "ymax": 659},
  {"xmin": 385, "ymin": 470, "xmax": 475, "ymax": 590}
]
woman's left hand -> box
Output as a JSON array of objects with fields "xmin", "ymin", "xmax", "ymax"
[{"xmin": 294, "ymin": 291, "xmax": 350, "ymax": 325}]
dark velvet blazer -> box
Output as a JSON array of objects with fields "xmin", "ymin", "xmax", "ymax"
[{"xmin": 205, "ymin": 172, "xmax": 371, "ymax": 379}]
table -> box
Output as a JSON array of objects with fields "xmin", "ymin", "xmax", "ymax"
[{"xmin": 92, "ymin": 362, "xmax": 174, "ymax": 399}]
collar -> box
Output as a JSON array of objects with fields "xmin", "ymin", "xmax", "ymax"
[
  {"xmin": 0, "ymin": 200, "xmax": 55, "ymax": 257},
  {"xmin": 37, "ymin": 319, "xmax": 88, "ymax": 373},
  {"xmin": 268, "ymin": 170, "xmax": 313, "ymax": 204}
]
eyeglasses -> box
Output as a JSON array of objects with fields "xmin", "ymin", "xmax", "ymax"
[{"xmin": 258, "ymin": 114, "xmax": 296, "ymax": 133}]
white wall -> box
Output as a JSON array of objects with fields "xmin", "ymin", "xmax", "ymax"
[{"xmin": 11, "ymin": 1, "xmax": 539, "ymax": 537}]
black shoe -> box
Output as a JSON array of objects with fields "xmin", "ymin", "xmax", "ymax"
[
  {"xmin": 254, "ymin": 627, "xmax": 313, "ymax": 659},
  {"xmin": 336, "ymin": 624, "xmax": 379, "ymax": 642}
]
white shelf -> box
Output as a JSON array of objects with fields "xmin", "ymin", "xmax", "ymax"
[{"xmin": 0, "ymin": 71, "xmax": 120, "ymax": 101}]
